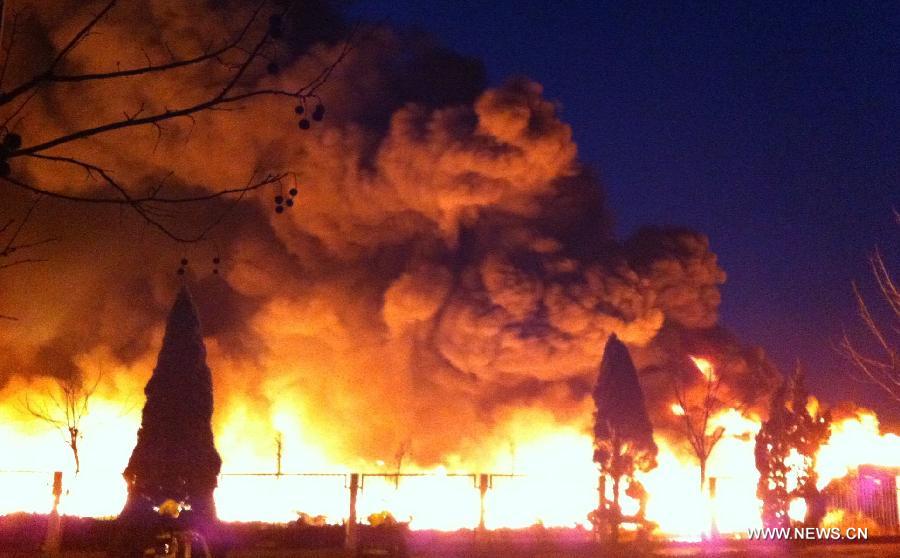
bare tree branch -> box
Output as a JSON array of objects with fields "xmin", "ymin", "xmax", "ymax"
[
  {"xmin": 0, "ymin": 0, "xmax": 358, "ymax": 244},
  {"xmin": 0, "ymin": 1, "xmax": 268, "ymax": 108},
  {"xmin": 23, "ymin": 371, "xmax": 104, "ymax": 475},
  {"xmin": 0, "ymin": 195, "xmax": 53, "ymax": 318},
  {"xmin": 670, "ymin": 356, "xmax": 749, "ymax": 498},
  {"xmin": 841, "ymin": 245, "xmax": 900, "ymax": 403},
  {"xmin": 0, "ymin": 8, "xmax": 21, "ymax": 91},
  {"xmin": 0, "ymin": 257, "xmax": 46, "ymax": 270},
  {"xmin": 1, "ymin": 194, "xmax": 50, "ymax": 254},
  {"xmin": 8, "ymin": 47, "xmax": 349, "ymax": 158},
  {"xmin": 0, "ymin": 0, "xmax": 359, "ymax": 320}
]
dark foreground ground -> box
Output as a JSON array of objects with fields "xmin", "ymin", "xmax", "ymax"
[{"xmin": 2, "ymin": 514, "xmax": 899, "ymax": 557}]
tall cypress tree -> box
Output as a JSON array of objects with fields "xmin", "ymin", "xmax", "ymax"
[
  {"xmin": 120, "ymin": 286, "xmax": 222, "ymax": 528},
  {"xmin": 591, "ymin": 334, "xmax": 658, "ymax": 542}
]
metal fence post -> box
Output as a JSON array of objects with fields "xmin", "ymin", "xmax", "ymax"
[
  {"xmin": 478, "ymin": 474, "xmax": 489, "ymax": 531},
  {"xmin": 43, "ymin": 471, "xmax": 63, "ymax": 557},
  {"xmin": 345, "ymin": 473, "xmax": 360, "ymax": 551}
]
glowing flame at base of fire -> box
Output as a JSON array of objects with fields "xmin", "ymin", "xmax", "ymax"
[{"xmin": 3, "ymin": 375, "xmax": 900, "ymax": 538}]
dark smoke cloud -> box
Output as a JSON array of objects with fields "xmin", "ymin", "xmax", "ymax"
[{"xmin": 0, "ymin": 0, "xmax": 778, "ymax": 468}]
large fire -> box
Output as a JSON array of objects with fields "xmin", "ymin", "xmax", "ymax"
[
  {"xmin": 0, "ymin": 0, "xmax": 891, "ymax": 546},
  {"xmin": 1, "ymin": 357, "xmax": 899, "ymax": 540}
]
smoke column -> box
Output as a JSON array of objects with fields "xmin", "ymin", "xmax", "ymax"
[{"xmin": 0, "ymin": 0, "xmax": 778, "ymax": 471}]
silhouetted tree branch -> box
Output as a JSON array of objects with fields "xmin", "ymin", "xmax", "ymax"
[
  {"xmin": 23, "ymin": 370, "xmax": 104, "ymax": 475},
  {"xmin": 0, "ymin": 0, "xmax": 357, "ymax": 321},
  {"xmin": 0, "ymin": 195, "xmax": 56, "ymax": 319},
  {"xmin": 0, "ymin": 0, "xmax": 355, "ymax": 243},
  {"xmin": 840, "ymin": 211, "xmax": 899, "ymax": 403},
  {"xmin": 670, "ymin": 356, "xmax": 747, "ymax": 496}
]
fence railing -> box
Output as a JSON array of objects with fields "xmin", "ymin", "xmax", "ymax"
[{"xmin": 0, "ymin": 470, "xmax": 537, "ymax": 531}]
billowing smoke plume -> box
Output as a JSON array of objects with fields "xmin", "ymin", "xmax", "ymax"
[{"xmin": 0, "ymin": 0, "xmax": 778, "ymax": 469}]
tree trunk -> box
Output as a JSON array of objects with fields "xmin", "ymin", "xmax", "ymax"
[
  {"xmin": 699, "ymin": 458, "xmax": 709, "ymax": 540},
  {"xmin": 611, "ymin": 473, "xmax": 621, "ymax": 543},
  {"xmin": 594, "ymin": 473, "xmax": 608, "ymax": 542},
  {"xmin": 699, "ymin": 458, "xmax": 706, "ymax": 495},
  {"xmin": 70, "ymin": 434, "xmax": 80, "ymax": 475},
  {"xmin": 708, "ymin": 476, "xmax": 720, "ymax": 539}
]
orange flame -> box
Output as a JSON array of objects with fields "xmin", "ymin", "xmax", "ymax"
[
  {"xmin": 2, "ymin": 373, "xmax": 900, "ymax": 538},
  {"xmin": 689, "ymin": 356, "xmax": 716, "ymax": 382}
]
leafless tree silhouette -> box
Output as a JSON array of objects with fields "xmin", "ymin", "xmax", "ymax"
[
  {"xmin": 24, "ymin": 370, "xmax": 103, "ymax": 475},
  {"xmin": 670, "ymin": 356, "xmax": 748, "ymax": 495},
  {"xmin": 841, "ymin": 211, "xmax": 899, "ymax": 403}
]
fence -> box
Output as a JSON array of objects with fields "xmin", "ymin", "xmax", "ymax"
[
  {"xmin": 0, "ymin": 470, "xmax": 545, "ymax": 531},
  {"xmin": 824, "ymin": 465, "xmax": 900, "ymax": 534}
]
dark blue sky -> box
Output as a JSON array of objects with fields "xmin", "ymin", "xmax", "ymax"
[{"xmin": 348, "ymin": 2, "xmax": 899, "ymax": 420}]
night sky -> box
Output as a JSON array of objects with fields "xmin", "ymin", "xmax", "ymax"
[{"xmin": 348, "ymin": 1, "xmax": 900, "ymax": 420}]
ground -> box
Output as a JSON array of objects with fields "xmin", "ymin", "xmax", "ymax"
[
  {"xmin": 230, "ymin": 548, "xmax": 900, "ymax": 558},
  {"xmin": 3, "ymin": 516, "xmax": 900, "ymax": 557},
  {"xmin": 4, "ymin": 546, "xmax": 900, "ymax": 557}
]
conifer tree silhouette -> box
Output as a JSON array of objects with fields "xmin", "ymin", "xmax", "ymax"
[
  {"xmin": 121, "ymin": 286, "xmax": 222, "ymax": 528},
  {"xmin": 591, "ymin": 334, "xmax": 657, "ymax": 542}
]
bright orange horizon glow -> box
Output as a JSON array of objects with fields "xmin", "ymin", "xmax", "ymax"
[{"xmin": 2, "ymin": 374, "xmax": 900, "ymax": 539}]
